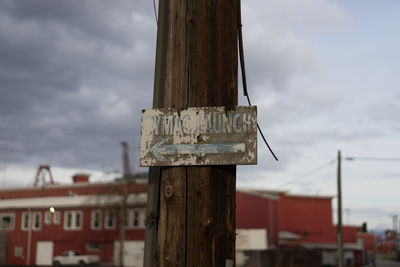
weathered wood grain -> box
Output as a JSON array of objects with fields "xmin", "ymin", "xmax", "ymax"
[{"xmin": 157, "ymin": 0, "xmax": 238, "ymax": 266}]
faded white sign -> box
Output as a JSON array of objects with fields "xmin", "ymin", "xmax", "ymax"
[
  {"xmin": 236, "ymin": 229, "xmax": 268, "ymax": 250},
  {"xmin": 140, "ymin": 106, "xmax": 257, "ymax": 166}
]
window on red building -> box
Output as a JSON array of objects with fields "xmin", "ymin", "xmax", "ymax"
[
  {"xmin": 133, "ymin": 209, "xmax": 140, "ymax": 228},
  {"xmin": 44, "ymin": 211, "xmax": 51, "ymax": 225},
  {"xmin": 87, "ymin": 242, "xmax": 100, "ymax": 251},
  {"xmin": 105, "ymin": 210, "xmax": 115, "ymax": 229},
  {"xmin": 91, "ymin": 210, "xmax": 102, "ymax": 230},
  {"xmin": 125, "ymin": 208, "xmax": 145, "ymax": 229},
  {"xmin": 64, "ymin": 211, "xmax": 83, "ymax": 230},
  {"xmin": 0, "ymin": 213, "xmax": 15, "ymax": 230},
  {"xmin": 14, "ymin": 246, "xmax": 23, "ymax": 258},
  {"xmin": 32, "ymin": 212, "xmax": 41, "ymax": 230},
  {"xmin": 66, "ymin": 212, "xmax": 72, "ymax": 228},
  {"xmin": 53, "ymin": 211, "xmax": 60, "ymax": 224},
  {"xmin": 75, "ymin": 212, "xmax": 81, "ymax": 228},
  {"xmin": 21, "ymin": 212, "xmax": 30, "ymax": 230}
]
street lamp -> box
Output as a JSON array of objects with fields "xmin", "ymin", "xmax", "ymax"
[
  {"xmin": 339, "ymin": 155, "xmax": 400, "ymax": 266},
  {"xmin": 344, "ymin": 155, "xmax": 400, "ymax": 261}
]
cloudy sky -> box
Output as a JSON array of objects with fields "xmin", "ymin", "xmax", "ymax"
[{"xmin": 0, "ymin": 0, "xmax": 399, "ymax": 230}]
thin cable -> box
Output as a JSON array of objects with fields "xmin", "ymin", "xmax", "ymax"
[
  {"xmin": 315, "ymin": 160, "xmax": 336, "ymax": 195},
  {"xmin": 257, "ymin": 124, "xmax": 278, "ymax": 161},
  {"xmin": 280, "ymin": 159, "xmax": 336, "ymax": 187},
  {"xmin": 153, "ymin": 0, "xmax": 158, "ymax": 24},
  {"xmin": 345, "ymin": 156, "xmax": 400, "ymax": 161},
  {"xmin": 237, "ymin": 0, "xmax": 248, "ymax": 97},
  {"xmin": 237, "ymin": 0, "xmax": 278, "ymax": 161}
]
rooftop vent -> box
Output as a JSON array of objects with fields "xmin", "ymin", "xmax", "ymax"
[{"xmin": 72, "ymin": 173, "xmax": 90, "ymax": 184}]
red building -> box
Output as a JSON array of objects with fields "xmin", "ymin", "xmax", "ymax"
[
  {"xmin": 376, "ymin": 230, "xmax": 397, "ymax": 257},
  {"xmin": 0, "ymin": 175, "xmax": 375, "ymax": 266},
  {"xmin": 236, "ymin": 189, "xmax": 375, "ymax": 266},
  {"xmin": 0, "ymin": 174, "xmax": 147, "ymax": 266}
]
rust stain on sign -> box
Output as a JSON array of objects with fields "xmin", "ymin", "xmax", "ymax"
[{"xmin": 140, "ymin": 106, "xmax": 257, "ymax": 166}]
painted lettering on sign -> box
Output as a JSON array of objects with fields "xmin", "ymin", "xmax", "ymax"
[
  {"xmin": 140, "ymin": 106, "xmax": 257, "ymax": 166},
  {"xmin": 151, "ymin": 111, "xmax": 255, "ymax": 136}
]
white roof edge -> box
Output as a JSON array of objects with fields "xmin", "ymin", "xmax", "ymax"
[
  {"xmin": 0, "ymin": 193, "xmax": 147, "ymax": 210},
  {"xmin": 278, "ymin": 230, "xmax": 301, "ymax": 240},
  {"xmin": 0, "ymin": 180, "xmax": 139, "ymax": 192},
  {"xmin": 237, "ymin": 187, "xmax": 288, "ymax": 194},
  {"xmin": 236, "ymin": 188, "xmax": 280, "ymax": 200},
  {"xmin": 285, "ymin": 193, "xmax": 334, "ymax": 199},
  {"xmin": 301, "ymin": 242, "xmax": 363, "ymax": 250}
]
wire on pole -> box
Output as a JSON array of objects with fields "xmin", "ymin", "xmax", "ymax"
[
  {"xmin": 280, "ymin": 159, "xmax": 336, "ymax": 187},
  {"xmin": 345, "ymin": 156, "xmax": 400, "ymax": 161},
  {"xmin": 152, "ymin": 0, "xmax": 158, "ymax": 24},
  {"xmin": 237, "ymin": 0, "xmax": 278, "ymax": 161}
]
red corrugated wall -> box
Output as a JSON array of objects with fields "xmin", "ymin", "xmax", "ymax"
[
  {"xmin": 278, "ymin": 195, "xmax": 336, "ymax": 243},
  {"xmin": 236, "ymin": 191, "xmax": 279, "ymax": 246},
  {"xmin": 1, "ymin": 182, "xmax": 148, "ymax": 265},
  {"xmin": 6, "ymin": 207, "xmax": 146, "ymax": 265}
]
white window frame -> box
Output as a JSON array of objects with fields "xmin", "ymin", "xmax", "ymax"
[
  {"xmin": 44, "ymin": 211, "xmax": 51, "ymax": 225},
  {"xmin": 132, "ymin": 209, "xmax": 141, "ymax": 229},
  {"xmin": 104, "ymin": 210, "xmax": 116, "ymax": 230},
  {"xmin": 64, "ymin": 210, "xmax": 83, "ymax": 230},
  {"xmin": 65, "ymin": 211, "xmax": 73, "ymax": 229},
  {"xmin": 53, "ymin": 211, "xmax": 60, "ymax": 224},
  {"xmin": 91, "ymin": 210, "xmax": 102, "ymax": 230},
  {"xmin": 140, "ymin": 208, "xmax": 146, "ymax": 228},
  {"xmin": 21, "ymin": 212, "xmax": 30, "ymax": 230},
  {"xmin": 32, "ymin": 212, "xmax": 41, "ymax": 231},
  {"xmin": 126, "ymin": 208, "xmax": 145, "ymax": 229},
  {"xmin": 14, "ymin": 246, "xmax": 23, "ymax": 258},
  {"xmin": 0, "ymin": 213, "xmax": 15, "ymax": 231}
]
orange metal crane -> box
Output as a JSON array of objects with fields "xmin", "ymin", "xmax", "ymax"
[{"xmin": 33, "ymin": 165, "xmax": 55, "ymax": 186}]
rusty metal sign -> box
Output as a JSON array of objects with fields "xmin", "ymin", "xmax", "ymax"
[{"xmin": 140, "ymin": 106, "xmax": 257, "ymax": 166}]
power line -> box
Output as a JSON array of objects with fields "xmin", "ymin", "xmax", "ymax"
[
  {"xmin": 280, "ymin": 159, "xmax": 336, "ymax": 187},
  {"xmin": 315, "ymin": 160, "xmax": 336, "ymax": 195},
  {"xmin": 152, "ymin": 0, "xmax": 158, "ymax": 24},
  {"xmin": 345, "ymin": 156, "xmax": 400, "ymax": 161}
]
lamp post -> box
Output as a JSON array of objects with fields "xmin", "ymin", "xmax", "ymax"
[
  {"xmin": 337, "ymin": 150, "xmax": 344, "ymax": 267},
  {"xmin": 26, "ymin": 208, "xmax": 32, "ymax": 265},
  {"xmin": 389, "ymin": 214, "xmax": 398, "ymax": 257},
  {"xmin": 344, "ymin": 155, "xmax": 400, "ymax": 262}
]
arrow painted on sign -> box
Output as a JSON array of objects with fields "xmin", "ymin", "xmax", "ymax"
[{"xmin": 149, "ymin": 138, "xmax": 245, "ymax": 161}]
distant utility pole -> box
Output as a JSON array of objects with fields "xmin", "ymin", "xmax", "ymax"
[
  {"xmin": 144, "ymin": 1, "xmax": 238, "ymax": 267},
  {"xmin": 342, "ymin": 155, "xmax": 400, "ymax": 263},
  {"xmin": 389, "ymin": 214, "xmax": 398, "ymax": 253},
  {"xmin": 118, "ymin": 142, "xmax": 132, "ymax": 267},
  {"xmin": 337, "ymin": 150, "xmax": 344, "ymax": 267}
]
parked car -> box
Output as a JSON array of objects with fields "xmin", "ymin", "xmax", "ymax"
[{"xmin": 53, "ymin": 250, "xmax": 99, "ymax": 266}]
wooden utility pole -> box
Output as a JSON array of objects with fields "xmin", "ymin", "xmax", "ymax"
[
  {"xmin": 337, "ymin": 150, "xmax": 343, "ymax": 267},
  {"xmin": 118, "ymin": 142, "xmax": 131, "ymax": 267},
  {"xmin": 389, "ymin": 214, "xmax": 398, "ymax": 256},
  {"xmin": 144, "ymin": 0, "xmax": 238, "ymax": 266}
]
